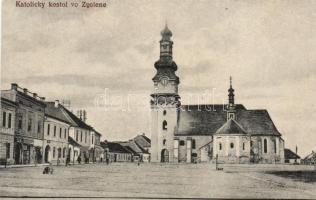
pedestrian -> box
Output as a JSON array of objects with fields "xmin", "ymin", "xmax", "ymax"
[
  {"xmin": 77, "ymin": 155, "xmax": 81, "ymax": 164},
  {"xmin": 66, "ymin": 157, "xmax": 70, "ymax": 166}
]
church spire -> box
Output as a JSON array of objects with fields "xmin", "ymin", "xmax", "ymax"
[
  {"xmin": 159, "ymin": 23, "xmax": 173, "ymax": 59},
  {"xmin": 228, "ymin": 76, "xmax": 235, "ymax": 105}
]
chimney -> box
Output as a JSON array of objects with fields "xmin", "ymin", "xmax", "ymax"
[
  {"xmin": 54, "ymin": 100, "xmax": 59, "ymax": 108},
  {"xmin": 79, "ymin": 110, "xmax": 82, "ymax": 120},
  {"xmin": 23, "ymin": 88, "xmax": 28, "ymax": 94},
  {"xmin": 33, "ymin": 93, "xmax": 38, "ymax": 98},
  {"xmin": 83, "ymin": 110, "xmax": 87, "ymax": 122},
  {"xmin": 11, "ymin": 83, "xmax": 18, "ymax": 90}
]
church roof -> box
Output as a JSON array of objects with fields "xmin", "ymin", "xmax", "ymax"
[
  {"xmin": 176, "ymin": 104, "xmax": 281, "ymax": 136},
  {"xmin": 215, "ymin": 119, "xmax": 247, "ymax": 135}
]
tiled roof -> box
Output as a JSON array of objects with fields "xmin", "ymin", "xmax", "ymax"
[
  {"xmin": 61, "ymin": 105, "xmax": 92, "ymax": 130},
  {"xmin": 176, "ymin": 104, "xmax": 281, "ymax": 136},
  {"xmin": 215, "ymin": 119, "xmax": 247, "ymax": 135},
  {"xmin": 133, "ymin": 134, "xmax": 151, "ymax": 148},
  {"xmin": 285, "ymin": 148, "xmax": 300, "ymax": 159},
  {"xmin": 120, "ymin": 140, "xmax": 144, "ymax": 154},
  {"xmin": 106, "ymin": 142, "xmax": 131, "ymax": 154},
  {"xmin": 44, "ymin": 102, "xmax": 71, "ymax": 124}
]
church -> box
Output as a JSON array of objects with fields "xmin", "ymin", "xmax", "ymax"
[{"xmin": 150, "ymin": 25, "xmax": 285, "ymax": 164}]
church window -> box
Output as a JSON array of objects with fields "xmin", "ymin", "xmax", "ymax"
[
  {"xmin": 163, "ymin": 139, "xmax": 166, "ymax": 146},
  {"xmin": 219, "ymin": 143, "xmax": 222, "ymax": 150},
  {"xmin": 163, "ymin": 110, "xmax": 167, "ymax": 115},
  {"xmin": 230, "ymin": 143, "xmax": 234, "ymax": 149},
  {"xmin": 179, "ymin": 140, "xmax": 185, "ymax": 146},
  {"xmin": 243, "ymin": 143, "xmax": 245, "ymax": 150},
  {"xmin": 274, "ymin": 140, "xmax": 277, "ymax": 153},
  {"xmin": 264, "ymin": 139, "xmax": 268, "ymax": 153},
  {"xmin": 192, "ymin": 139, "xmax": 196, "ymax": 149},
  {"xmin": 162, "ymin": 120, "xmax": 167, "ymax": 130}
]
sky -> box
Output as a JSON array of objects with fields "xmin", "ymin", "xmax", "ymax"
[{"xmin": 1, "ymin": 0, "xmax": 316, "ymax": 157}]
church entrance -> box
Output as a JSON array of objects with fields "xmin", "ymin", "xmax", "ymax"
[{"xmin": 161, "ymin": 149, "xmax": 169, "ymax": 163}]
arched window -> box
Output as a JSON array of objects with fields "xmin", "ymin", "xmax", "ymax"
[
  {"xmin": 219, "ymin": 143, "xmax": 222, "ymax": 150},
  {"xmin": 162, "ymin": 120, "xmax": 167, "ymax": 130},
  {"xmin": 163, "ymin": 110, "xmax": 167, "ymax": 115},
  {"xmin": 264, "ymin": 139, "xmax": 267, "ymax": 153},
  {"xmin": 230, "ymin": 143, "xmax": 234, "ymax": 149},
  {"xmin": 274, "ymin": 140, "xmax": 277, "ymax": 154},
  {"xmin": 163, "ymin": 139, "xmax": 166, "ymax": 146}
]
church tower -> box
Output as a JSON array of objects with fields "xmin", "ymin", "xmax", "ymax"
[
  {"xmin": 150, "ymin": 24, "xmax": 180, "ymax": 162},
  {"xmin": 227, "ymin": 76, "xmax": 236, "ymax": 120}
]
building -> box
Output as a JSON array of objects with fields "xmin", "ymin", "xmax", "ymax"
[
  {"xmin": 284, "ymin": 148, "xmax": 301, "ymax": 164},
  {"xmin": 2, "ymin": 84, "xmax": 46, "ymax": 164},
  {"xmin": 101, "ymin": 141, "xmax": 132, "ymax": 162},
  {"xmin": 0, "ymin": 98, "xmax": 17, "ymax": 165},
  {"xmin": 61, "ymin": 106, "xmax": 93, "ymax": 164},
  {"xmin": 90, "ymin": 129, "xmax": 104, "ymax": 162},
  {"xmin": 302, "ymin": 151, "xmax": 316, "ymax": 165},
  {"xmin": 133, "ymin": 134, "xmax": 151, "ymax": 152},
  {"xmin": 133, "ymin": 134, "xmax": 151, "ymax": 162},
  {"xmin": 43, "ymin": 101, "xmax": 71, "ymax": 165},
  {"xmin": 150, "ymin": 25, "xmax": 285, "ymax": 164}
]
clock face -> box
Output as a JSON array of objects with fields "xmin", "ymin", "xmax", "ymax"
[{"xmin": 161, "ymin": 77, "xmax": 169, "ymax": 86}]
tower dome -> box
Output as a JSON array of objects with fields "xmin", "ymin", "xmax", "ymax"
[{"xmin": 161, "ymin": 24, "xmax": 172, "ymax": 40}]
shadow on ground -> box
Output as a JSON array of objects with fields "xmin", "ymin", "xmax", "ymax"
[{"xmin": 267, "ymin": 171, "xmax": 316, "ymax": 183}]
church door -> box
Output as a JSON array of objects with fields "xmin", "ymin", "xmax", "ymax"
[{"xmin": 161, "ymin": 149, "xmax": 169, "ymax": 163}]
